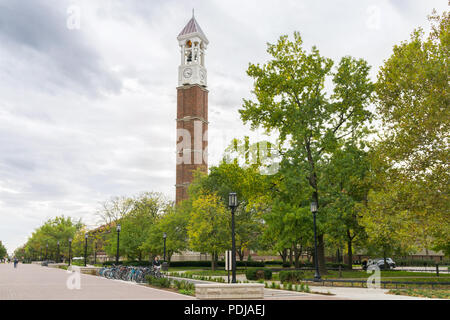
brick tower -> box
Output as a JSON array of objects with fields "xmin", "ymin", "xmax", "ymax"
[{"xmin": 176, "ymin": 13, "xmax": 208, "ymax": 204}]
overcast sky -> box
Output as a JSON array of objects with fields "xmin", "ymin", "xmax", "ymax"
[{"xmin": 0, "ymin": 0, "xmax": 447, "ymax": 254}]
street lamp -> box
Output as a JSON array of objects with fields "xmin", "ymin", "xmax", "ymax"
[
  {"xmin": 57, "ymin": 240, "xmax": 60, "ymax": 263},
  {"xmin": 84, "ymin": 233, "xmax": 88, "ymax": 267},
  {"xmin": 45, "ymin": 242, "xmax": 48, "ymax": 261},
  {"xmin": 68, "ymin": 238, "xmax": 72, "ymax": 266},
  {"xmin": 310, "ymin": 200, "xmax": 321, "ymax": 281},
  {"xmin": 163, "ymin": 232, "xmax": 167, "ymax": 261},
  {"xmin": 116, "ymin": 224, "xmax": 121, "ymax": 264},
  {"xmin": 228, "ymin": 192, "xmax": 238, "ymax": 283}
]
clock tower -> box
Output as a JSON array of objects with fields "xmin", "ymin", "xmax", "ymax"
[{"xmin": 176, "ymin": 12, "xmax": 209, "ymax": 204}]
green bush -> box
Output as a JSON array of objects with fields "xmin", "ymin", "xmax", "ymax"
[
  {"xmin": 279, "ymin": 270, "xmax": 305, "ymax": 283},
  {"xmin": 174, "ymin": 280, "xmax": 195, "ymax": 291},
  {"xmin": 394, "ymin": 259, "xmax": 443, "ymax": 267},
  {"xmin": 245, "ymin": 268, "xmax": 272, "ymax": 281},
  {"xmin": 146, "ymin": 276, "xmax": 171, "ymax": 288}
]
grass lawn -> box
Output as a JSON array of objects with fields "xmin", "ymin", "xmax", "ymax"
[
  {"xmin": 388, "ymin": 288, "xmax": 450, "ymax": 299},
  {"xmin": 182, "ymin": 269, "xmax": 246, "ymax": 276},
  {"xmin": 302, "ymin": 270, "xmax": 450, "ymax": 280}
]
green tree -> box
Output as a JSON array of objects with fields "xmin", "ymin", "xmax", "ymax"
[
  {"xmin": 372, "ymin": 10, "xmax": 449, "ymax": 255},
  {"xmin": 142, "ymin": 204, "xmax": 189, "ymax": 262},
  {"xmin": 104, "ymin": 192, "xmax": 169, "ymax": 261},
  {"xmin": 0, "ymin": 241, "xmax": 7, "ymax": 260},
  {"xmin": 20, "ymin": 216, "xmax": 82, "ymax": 262},
  {"xmin": 187, "ymin": 194, "xmax": 230, "ymax": 271},
  {"xmin": 263, "ymin": 200, "xmax": 313, "ymax": 267},
  {"xmin": 239, "ymin": 32, "xmax": 374, "ymax": 273},
  {"xmin": 321, "ymin": 142, "xmax": 371, "ymax": 269}
]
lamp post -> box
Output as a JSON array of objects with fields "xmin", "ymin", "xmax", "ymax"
[
  {"xmin": 116, "ymin": 224, "xmax": 121, "ymax": 264},
  {"xmin": 228, "ymin": 192, "xmax": 238, "ymax": 283},
  {"xmin": 68, "ymin": 238, "xmax": 72, "ymax": 266},
  {"xmin": 94, "ymin": 241, "xmax": 97, "ymax": 265},
  {"xmin": 57, "ymin": 240, "xmax": 60, "ymax": 263},
  {"xmin": 311, "ymin": 200, "xmax": 321, "ymax": 281},
  {"xmin": 163, "ymin": 232, "xmax": 167, "ymax": 262},
  {"xmin": 45, "ymin": 242, "xmax": 48, "ymax": 261},
  {"xmin": 84, "ymin": 233, "xmax": 88, "ymax": 267}
]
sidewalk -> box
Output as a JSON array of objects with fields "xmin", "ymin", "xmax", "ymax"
[{"xmin": 0, "ymin": 263, "xmax": 193, "ymax": 300}]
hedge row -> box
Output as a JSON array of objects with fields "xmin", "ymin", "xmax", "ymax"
[
  {"xmin": 394, "ymin": 259, "xmax": 448, "ymax": 267},
  {"xmin": 102, "ymin": 260, "xmax": 265, "ymax": 268}
]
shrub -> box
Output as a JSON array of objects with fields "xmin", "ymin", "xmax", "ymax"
[
  {"xmin": 146, "ymin": 276, "xmax": 171, "ymax": 288},
  {"xmin": 279, "ymin": 270, "xmax": 304, "ymax": 284},
  {"xmin": 179, "ymin": 289, "xmax": 195, "ymax": 296},
  {"xmin": 245, "ymin": 268, "xmax": 272, "ymax": 281},
  {"xmin": 265, "ymin": 260, "xmax": 284, "ymax": 265},
  {"xmin": 394, "ymin": 259, "xmax": 442, "ymax": 267}
]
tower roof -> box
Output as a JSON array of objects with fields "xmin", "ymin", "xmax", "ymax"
[{"xmin": 177, "ymin": 14, "xmax": 209, "ymax": 44}]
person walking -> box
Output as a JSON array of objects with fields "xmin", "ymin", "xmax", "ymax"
[{"xmin": 13, "ymin": 257, "xmax": 18, "ymax": 268}]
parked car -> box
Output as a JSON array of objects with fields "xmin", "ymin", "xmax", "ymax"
[{"xmin": 363, "ymin": 258, "xmax": 396, "ymax": 270}]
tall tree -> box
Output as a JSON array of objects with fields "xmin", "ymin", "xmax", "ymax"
[
  {"xmin": 187, "ymin": 194, "xmax": 230, "ymax": 271},
  {"xmin": 372, "ymin": 11, "xmax": 449, "ymax": 255},
  {"xmin": 239, "ymin": 32, "xmax": 374, "ymax": 272},
  {"xmin": 188, "ymin": 162, "xmax": 269, "ymax": 261},
  {"xmin": 321, "ymin": 142, "xmax": 371, "ymax": 269},
  {"xmin": 142, "ymin": 205, "xmax": 189, "ymax": 262}
]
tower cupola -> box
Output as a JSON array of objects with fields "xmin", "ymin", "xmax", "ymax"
[{"xmin": 177, "ymin": 11, "xmax": 208, "ymax": 87}]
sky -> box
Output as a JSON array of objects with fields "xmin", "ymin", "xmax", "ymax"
[{"xmin": 0, "ymin": 0, "xmax": 448, "ymax": 254}]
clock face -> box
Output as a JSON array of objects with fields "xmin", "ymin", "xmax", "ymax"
[
  {"xmin": 200, "ymin": 70, "xmax": 206, "ymax": 80},
  {"xmin": 183, "ymin": 68, "xmax": 192, "ymax": 78}
]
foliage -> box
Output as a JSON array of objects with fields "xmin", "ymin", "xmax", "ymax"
[
  {"xmin": 279, "ymin": 270, "xmax": 305, "ymax": 283},
  {"xmin": 18, "ymin": 216, "xmax": 83, "ymax": 261},
  {"xmin": 146, "ymin": 276, "xmax": 171, "ymax": 288},
  {"xmin": 239, "ymin": 31, "xmax": 374, "ymax": 272},
  {"xmin": 187, "ymin": 193, "xmax": 230, "ymax": 270},
  {"xmin": 141, "ymin": 203, "xmax": 189, "ymax": 261},
  {"xmin": 370, "ymin": 11, "xmax": 450, "ymax": 256},
  {"xmin": 245, "ymin": 268, "xmax": 273, "ymax": 280},
  {"xmin": 188, "ymin": 162, "xmax": 269, "ymax": 259},
  {"xmin": 104, "ymin": 192, "xmax": 170, "ymax": 260},
  {"xmin": 388, "ymin": 288, "xmax": 450, "ymax": 299},
  {"xmin": 0, "ymin": 241, "xmax": 7, "ymax": 260}
]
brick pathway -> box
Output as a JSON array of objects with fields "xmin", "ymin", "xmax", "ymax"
[{"xmin": 0, "ymin": 263, "xmax": 193, "ymax": 300}]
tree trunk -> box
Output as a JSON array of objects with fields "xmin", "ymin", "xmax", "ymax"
[
  {"xmin": 294, "ymin": 245, "xmax": 302, "ymax": 268},
  {"xmin": 280, "ymin": 249, "xmax": 288, "ymax": 263},
  {"xmin": 318, "ymin": 234, "xmax": 327, "ymax": 275},
  {"xmin": 211, "ymin": 252, "xmax": 216, "ymax": 271},
  {"xmin": 237, "ymin": 247, "xmax": 244, "ymax": 262},
  {"xmin": 289, "ymin": 247, "xmax": 294, "ymax": 266},
  {"xmin": 347, "ymin": 239, "xmax": 353, "ymax": 270}
]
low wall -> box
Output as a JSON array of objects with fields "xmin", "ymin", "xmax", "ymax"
[
  {"xmin": 69, "ymin": 266, "xmax": 102, "ymax": 275},
  {"xmin": 195, "ymin": 283, "xmax": 264, "ymax": 300}
]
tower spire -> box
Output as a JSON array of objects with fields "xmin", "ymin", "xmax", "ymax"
[{"xmin": 192, "ymin": 8, "xmax": 194, "ymax": 18}]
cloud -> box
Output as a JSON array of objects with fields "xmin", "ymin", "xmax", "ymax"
[{"xmin": 0, "ymin": 0, "xmax": 122, "ymax": 97}]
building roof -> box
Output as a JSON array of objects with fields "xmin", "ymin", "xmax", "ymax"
[{"xmin": 177, "ymin": 15, "xmax": 209, "ymax": 44}]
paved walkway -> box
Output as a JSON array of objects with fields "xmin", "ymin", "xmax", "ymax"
[{"xmin": 0, "ymin": 263, "xmax": 193, "ymax": 300}]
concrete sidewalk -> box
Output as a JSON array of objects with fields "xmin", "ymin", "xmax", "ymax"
[{"xmin": 0, "ymin": 263, "xmax": 193, "ymax": 300}]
